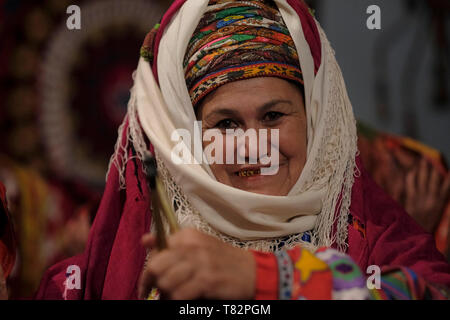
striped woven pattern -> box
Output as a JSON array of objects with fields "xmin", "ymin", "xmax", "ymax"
[{"xmin": 184, "ymin": 0, "xmax": 303, "ymax": 107}]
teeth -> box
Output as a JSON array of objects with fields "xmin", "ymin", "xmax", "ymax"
[{"xmin": 237, "ymin": 169, "xmax": 261, "ymax": 177}]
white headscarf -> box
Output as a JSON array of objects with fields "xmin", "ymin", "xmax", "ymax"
[{"xmin": 110, "ymin": 0, "xmax": 358, "ymax": 252}]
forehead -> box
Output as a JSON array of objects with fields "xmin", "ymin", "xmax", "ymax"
[{"xmin": 197, "ymin": 77, "xmax": 303, "ymax": 115}]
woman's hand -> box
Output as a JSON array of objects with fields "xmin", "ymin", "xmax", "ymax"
[
  {"xmin": 404, "ymin": 158, "xmax": 450, "ymax": 234},
  {"xmin": 138, "ymin": 228, "xmax": 256, "ymax": 300}
]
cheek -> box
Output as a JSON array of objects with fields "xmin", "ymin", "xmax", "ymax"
[
  {"xmin": 201, "ymin": 133, "xmax": 229, "ymax": 164},
  {"xmin": 201, "ymin": 135, "xmax": 230, "ymax": 182},
  {"xmin": 278, "ymin": 120, "xmax": 307, "ymax": 162},
  {"xmin": 206, "ymin": 162, "xmax": 232, "ymax": 186},
  {"xmin": 208, "ymin": 163, "xmax": 223, "ymax": 176}
]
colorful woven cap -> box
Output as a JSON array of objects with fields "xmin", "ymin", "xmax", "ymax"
[{"xmin": 184, "ymin": 0, "xmax": 304, "ymax": 107}]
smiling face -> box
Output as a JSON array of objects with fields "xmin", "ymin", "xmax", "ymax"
[{"xmin": 196, "ymin": 77, "xmax": 307, "ymax": 196}]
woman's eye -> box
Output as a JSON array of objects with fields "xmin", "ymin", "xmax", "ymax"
[
  {"xmin": 263, "ymin": 111, "xmax": 284, "ymax": 122},
  {"xmin": 215, "ymin": 119, "xmax": 238, "ymax": 129}
]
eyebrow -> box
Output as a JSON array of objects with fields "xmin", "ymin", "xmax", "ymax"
[{"xmin": 204, "ymin": 99, "xmax": 292, "ymax": 122}]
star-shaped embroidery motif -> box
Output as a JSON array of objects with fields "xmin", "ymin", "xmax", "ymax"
[{"xmin": 294, "ymin": 249, "xmax": 329, "ymax": 283}]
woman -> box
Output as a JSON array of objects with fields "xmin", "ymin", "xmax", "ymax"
[{"xmin": 36, "ymin": 0, "xmax": 450, "ymax": 300}]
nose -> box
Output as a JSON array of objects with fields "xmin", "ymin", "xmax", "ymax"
[
  {"xmin": 234, "ymin": 129, "xmax": 268, "ymax": 164},
  {"xmin": 236, "ymin": 134, "xmax": 254, "ymax": 163}
]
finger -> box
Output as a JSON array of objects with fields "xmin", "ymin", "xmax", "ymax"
[
  {"xmin": 405, "ymin": 169, "xmax": 417, "ymax": 213},
  {"xmin": 417, "ymin": 158, "xmax": 429, "ymax": 194},
  {"xmin": 440, "ymin": 174, "xmax": 450, "ymax": 202},
  {"xmin": 393, "ymin": 147, "xmax": 416, "ymax": 170},
  {"xmin": 148, "ymin": 250, "xmax": 181, "ymax": 277},
  {"xmin": 428, "ymin": 165, "xmax": 442, "ymax": 197},
  {"xmin": 385, "ymin": 152, "xmax": 405, "ymax": 201},
  {"xmin": 390, "ymin": 169, "xmax": 404, "ymax": 203},
  {"xmin": 156, "ymin": 260, "xmax": 195, "ymax": 296},
  {"xmin": 138, "ymin": 265, "xmax": 156, "ymax": 300},
  {"xmin": 139, "ymin": 249, "xmax": 181, "ymax": 299},
  {"xmin": 170, "ymin": 273, "xmax": 205, "ymax": 300}
]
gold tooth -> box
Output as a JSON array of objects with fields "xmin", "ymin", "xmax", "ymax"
[{"xmin": 238, "ymin": 169, "xmax": 261, "ymax": 177}]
